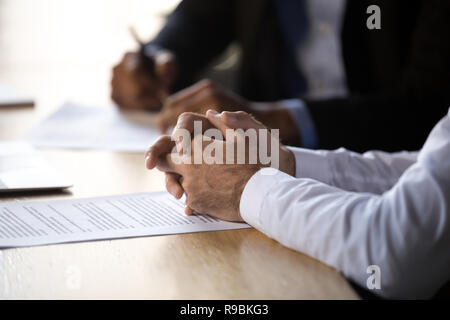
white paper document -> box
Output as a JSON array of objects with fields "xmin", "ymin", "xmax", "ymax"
[
  {"xmin": 26, "ymin": 102, "xmax": 161, "ymax": 152},
  {"xmin": 0, "ymin": 192, "xmax": 250, "ymax": 248},
  {"xmin": 0, "ymin": 141, "xmax": 72, "ymax": 191},
  {"xmin": 0, "ymin": 82, "xmax": 34, "ymax": 107}
]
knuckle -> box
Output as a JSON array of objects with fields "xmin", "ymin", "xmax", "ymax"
[
  {"xmin": 236, "ymin": 111, "xmax": 252, "ymax": 122},
  {"xmin": 178, "ymin": 111, "xmax": 192, "ymax": 121},
  {"xmin": 177, "ymin": 112, "xmax": 197, "ymax": 125},
  {"xmin": 221, "ymin": 111, "xmax": 233, "ymax": 123},
  {"xmin": 236, "ymin": 110, "xmax": 249, "ymax": 117}
]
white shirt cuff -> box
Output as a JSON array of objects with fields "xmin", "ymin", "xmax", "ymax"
[
  {"xmin": 282, "ymin": 99, "xmax": 318, "ymax": 149},
  {"xmin": 239, "ymin": 168, "xmax": 288, "ymax": 232},
  {"xmin": 287, "ymin": 147, "xmax": 331, "ymax": 184}
]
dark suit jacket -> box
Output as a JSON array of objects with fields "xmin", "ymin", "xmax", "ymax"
[{"xmin": 150, "ymin": 0, "xmax": 450, "ymax": 152}]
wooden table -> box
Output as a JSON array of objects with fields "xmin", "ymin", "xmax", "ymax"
[{"xmin": 0, "ymin": 0, "xmax": 358, "ymax": 299}]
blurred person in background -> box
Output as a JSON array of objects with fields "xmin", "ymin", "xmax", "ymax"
[{"xmin": 111, "ymin": 0, "xmax": 450, "ymax": 150}]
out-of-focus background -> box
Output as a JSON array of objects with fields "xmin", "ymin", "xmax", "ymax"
[{"xmin": 0, "ymin": 0, "xmax": 180, "ymax": 135}]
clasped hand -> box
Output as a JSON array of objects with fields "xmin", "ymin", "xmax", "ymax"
[{"xmin": 145, "ymin": 110, "xmax": 295, "ymax": 222}]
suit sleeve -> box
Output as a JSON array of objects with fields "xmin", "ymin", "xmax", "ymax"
[
  {"xmin": 149, "ymin": 0, "xmax": 236, "ymax": 90},
  {"xmin": 288, "ymin": 146, "xmax": 418, "ymax": 194},
  {"xmin": 305, "ymin": 0, "xmax": 450, "ymax": 152}
]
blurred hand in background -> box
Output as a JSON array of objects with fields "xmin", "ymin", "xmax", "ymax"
[
  {"xmin": 156, "ymin": 79, "xmax": 249, "ymax": 132},
  {"xmin": 111, "ymin": 49, "xmax": 177, "ymax": 111},
  {"xmin": 156, "ymin": 79, "xmax": 302, "ymax": 146}
]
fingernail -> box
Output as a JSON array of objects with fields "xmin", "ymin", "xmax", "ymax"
[{"xmin": 145, "ymin": 155, "xmax": 152, "ymax": 169}]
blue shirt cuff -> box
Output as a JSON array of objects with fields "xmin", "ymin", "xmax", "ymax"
[{"xmin": 282, "ymin": 99, "xmax": 318, "ymax": 149}]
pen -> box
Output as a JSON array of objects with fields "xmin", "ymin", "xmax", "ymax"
[{"xmin": 129, "ymin": 26, "xmax": 156, "ymax": 77}]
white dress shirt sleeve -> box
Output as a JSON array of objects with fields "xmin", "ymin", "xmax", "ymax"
[
  {"xmin": 287, "ymin": 147, "xmax": 418, "ymax": 194},
  {"xmin": 240, "ymin": 109, "xmax": 450, "ymax": 299}
]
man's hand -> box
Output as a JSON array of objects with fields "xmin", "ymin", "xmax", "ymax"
[
  {"xmin": 145, "ymin": 110, "xmax": 295, "ymax": 221},
  {"xmin": 111, "ymin": 49, "xmax": 177, "ymax": 111},
  {"xmin": 156, "ymin": 79, "xmax": 249, "ymax": 133},
  {"xmin": 161, "ymin": 136, "xmax": 260, "ymax": 222},
  {"xmin": 156, "ymin": 79, "xmax": 302, "ymax": 145}
]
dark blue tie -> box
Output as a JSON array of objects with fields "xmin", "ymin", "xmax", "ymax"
[{"xmin": 274, "ymin": 0, "xmax": 309, "ymax": 96}]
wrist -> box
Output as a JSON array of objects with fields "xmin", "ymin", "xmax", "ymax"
[
  {"xmin": 249, "ymin": 103, "xmax": 302, "ymax": 146},
  {"xmin": 279, "ymin": 146, "xmax": 296, "ymax": 176}
]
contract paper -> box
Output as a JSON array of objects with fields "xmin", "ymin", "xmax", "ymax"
[
  {"xmin": 0, "ymin": 192, "xmax": 250, "ymax": 248},
  {"xmin": 26, "ymin": 102, "xmax": 160, "ymax": 152}
]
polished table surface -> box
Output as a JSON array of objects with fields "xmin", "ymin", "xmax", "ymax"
[{"xmin": 0, "ymin": 0, "xmax": 358, "ymax": 299}]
